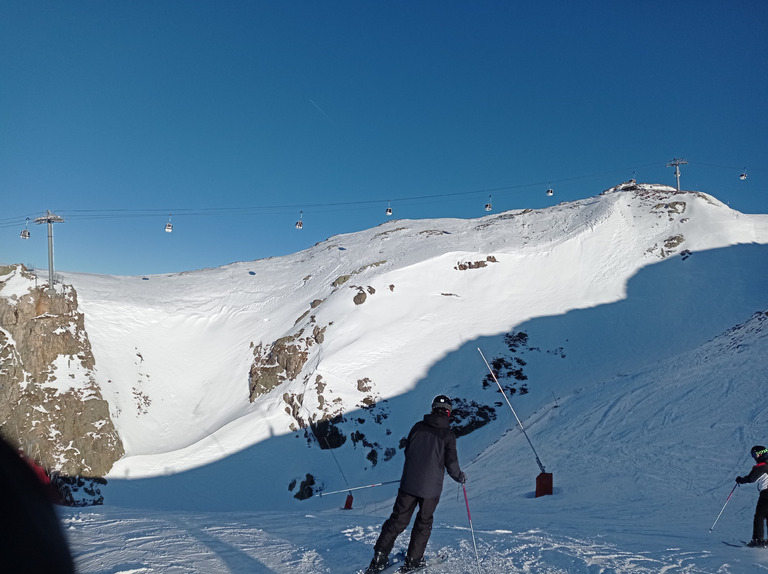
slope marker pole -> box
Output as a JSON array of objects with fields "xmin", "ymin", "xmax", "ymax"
[
  {"xmin": 478, "ymin": 347, "xmax": 553, "ymax": 496},
  {"xmin": 478, "ymin": 348, "xmax": 545, "ymax": 473}
]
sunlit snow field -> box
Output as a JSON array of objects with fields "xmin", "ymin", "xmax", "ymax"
[{"xmin": 51, "ymin": 187, "xmax": 768, "ymax": 572}]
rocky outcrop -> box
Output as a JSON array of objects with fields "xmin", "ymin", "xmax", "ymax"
[
  {"xmin": 454, "ymin": 255, "xmax": 498, "ymax": 270},
  {"xmin": 248, "ymin": 323, "xmax": 328, "ymax": 403},
  {"xmin": 331, "ymin": 260, "xmax": 387, "ymax": 289},
  {"xmin": 0, "ymin": 265, "xmax": 124, "ymax": 502}
]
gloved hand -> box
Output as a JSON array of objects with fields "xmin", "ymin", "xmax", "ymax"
[
  {"xmin": 458, "ymin": 471, "xmax": 467, "ymax": 484},
  {"xmin": 736, "ymin": 476, "xmax": 745, "ymax": 484}
]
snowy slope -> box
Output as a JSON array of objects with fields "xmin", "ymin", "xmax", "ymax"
[
  {"xmin": 62, "ymin": 309, "xmax": 768, "ymax": 573},
  {"xmin": 57, "ymin": 185, "xmax": 768, "ymax": 573}
]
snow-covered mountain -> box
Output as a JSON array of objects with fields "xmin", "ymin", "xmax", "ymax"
[{"xmin": 40, "ymin": 184, "xmax": 768, "ymax": 571}]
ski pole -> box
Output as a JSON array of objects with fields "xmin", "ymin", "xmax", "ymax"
[
  {"xmin": 709, "ymin": 482, "xmax": 739, "ymax": 533},
  {"xmin": 478, "ymin": 347, "xmax": 546, "ymax": 474},
  {"xmin": 315, "ymin": 480, "xmax": 400, "ymax": 497},
  {"xmin": 463, "ymin": 483, "xmax": 481, "ymax": 573}
]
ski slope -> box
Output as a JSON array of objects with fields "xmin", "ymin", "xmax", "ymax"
[{"xmin": 55, "ymin": 185, "xmax": 768, "ymax": 572}]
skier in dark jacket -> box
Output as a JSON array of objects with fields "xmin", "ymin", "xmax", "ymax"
[
  {"xmin": 365, "ymin": 395, "xmax": 466, "ymax": 573},
  {"xmin": 736, "ymin": 445, "xmax": 768, "ymax": 547}
]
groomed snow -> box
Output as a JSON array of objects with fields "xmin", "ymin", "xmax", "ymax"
[{"xmin": 51, "ymin": 187, "xmax": 768, "ymax": 572}]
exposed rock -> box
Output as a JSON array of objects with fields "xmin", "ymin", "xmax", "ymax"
[
  {"xmin": 283, "ymin": 392, "xmax": 306, "ymax": 430},
  {"xmin": 331, "ymin": 261, "xmax": 387, "ymax": 289},
  {"xmin": 309, "ymin": 415, "xmax": 347, "ymax": 449},
  {"xmin": 312, "ymin": 325, "xmax": 326, "ymax": 344},
  {"xmin": 646, "ymin": 234, "xmax": 686, "ymax": 259},
  {"xmin": 294, "ymin": 309, "xmax": 311, "ymax": 325},
  {"xmin": 353, "ymin": 290, "xmax": 367, "ymax": 305},
  {"xmin": 356, "ymin": 378, "xmax": 373, "ymax": 393},
  {"xmin": 652, "ymin": 201, "xmax": 687, "ymax": 218},
  {"xmin": 374, "ymin": 227, "xmax": 406, "ymax": 239},
  {"xmin": 292, "ymin": 473, "xmax": 317, "ymax": 500},
  {"xmin": 454, "ymin": 256, "xmax": 498, "ymax": 271},
  {"xmin": 332, "ymin": 275, "xmax": 352, "ymax": 288},
  {"xmin": 248, "ymin": 319, "xmax": 329, "ymax": 403},
  {"xmin": 450, "ymin": 398, "xmax": 497, "ymax": 438},
  {"xmin": 0, "ymin": 264, "xmax": 124, "ymax": 495},
  {"xmin": 249, "ymin": 334, "xmax": 306, "ymax": 401},
  {"xmin": 664, "ymin": 234, "xmax": 685, "ymax": 250}
]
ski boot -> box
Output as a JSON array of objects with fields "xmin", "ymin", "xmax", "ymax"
[
  {"xmin": 398, "ymin": 556, "xmax": 427, "ymax": 572},
  {"xmin": 746, "ymin": 538, "xmax": 766, "ymax": 547},
  {"xmin": 365, "ymin": 551, "xmax": 389, "ymax": 573}
]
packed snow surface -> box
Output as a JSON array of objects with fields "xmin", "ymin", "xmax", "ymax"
[{"xmin": 51, "ymin": 187, "xmax": 768, "ymax": 572}]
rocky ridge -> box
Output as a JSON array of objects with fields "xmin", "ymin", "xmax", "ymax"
[{"xmin": 0, "ymin": 264, "xmax": 124, "ymax": 504}]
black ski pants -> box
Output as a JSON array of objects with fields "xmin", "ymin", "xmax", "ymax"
[
  {"xmin": 374, "ymin": 489, "xmax": 440, "ymax": 563},
  {"xmin": 753, "ymin": 490, "xmax": 768, "ymax": 541}
]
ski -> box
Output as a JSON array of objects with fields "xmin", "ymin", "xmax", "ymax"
[
  {"xmin": 362, "ymin": 552, "xmax": 448, "ymax": 574},
  {"xmin": 361, "ymin": 552, "xmax": 405, "ymax": 574},
  {"xmin": 377, "ymin": 553, "xmax": 406, "ymax": 574},
  {"xmin": 722, "ymin": 540, "xmax": 767, "ymax": 548},
  {"xmin": 393, "ymin": 554, "xmax": 448, "ymax": 573}
]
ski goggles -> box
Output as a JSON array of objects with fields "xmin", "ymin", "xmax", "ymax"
[{"xmin": 752, "ymin": 448, "xmax": 768, "ymax": 460}]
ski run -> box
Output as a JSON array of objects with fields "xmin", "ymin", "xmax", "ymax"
[{"xmin": 13, "ymin": 184, "xmax": 768, "ymax": 572}]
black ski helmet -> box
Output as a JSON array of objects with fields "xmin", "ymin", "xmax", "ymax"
[
  {"xmin": 431, "ymin": 395, "xmax": 452, "ymax": 415},
  {"xmin": 751, "ymin": 445, "xmax": 768, "ymax": 461}
]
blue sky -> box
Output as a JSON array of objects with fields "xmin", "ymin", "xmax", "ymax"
[{"xmin": 1, "ymin": 1, "xmax": 766, "ymax": 276}]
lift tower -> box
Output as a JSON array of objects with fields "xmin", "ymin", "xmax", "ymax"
[
  {"xmin": 34, "ymin": 210, "xmax": 65, "ymax": 293},
  {"xmin": 666, "ymin": 158, "xmax": 688, "ymax": 192}
]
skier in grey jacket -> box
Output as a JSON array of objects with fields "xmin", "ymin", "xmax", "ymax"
[
  {"xmin": 736, "ymin": 445, "xmax": 768, "ymax": 547},
  {"xmin": 365, "ymin": 395, "xmax": 466, "ymax": 573}
]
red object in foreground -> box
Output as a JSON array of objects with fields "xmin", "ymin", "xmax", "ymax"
[
  {"xmin": 343, "ymin": 494, "xmax": 354, "ymax": 509},
  {"xmin": 17, "ymin": 449, "xmax": 66, "ymax": 505},
  {"xmin": 536, "ymin": 472, "xmax": 553, "ymax": 497}
]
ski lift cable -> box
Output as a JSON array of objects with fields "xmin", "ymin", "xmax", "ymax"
[
  {"xmin": 688, "ymin": 160, "xmax": 763, "ymax": 172},
  {"xmin": 0, "ymin": 160, "xmax": 682, "ymax": 226},
  {"xmin": 0, "ymin": 211, "xmax": 44, "ymax": 225},
  {"xmin": 52, "ymin": 162, "xmax": 663, "ymax": 213}
]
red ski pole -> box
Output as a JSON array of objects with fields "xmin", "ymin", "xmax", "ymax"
[
  {"xmin": 463, "ymin": 483, "xmax": 481, "ymax": 572},
  {"xmin": 709, "ymin": 482, "xmax": 739, "ymax": 533}
]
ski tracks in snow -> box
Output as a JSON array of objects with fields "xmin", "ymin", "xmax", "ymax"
[
  {"xmin": 66, "ymin": 509, "xmax": 759, "ymax": 573},
  {"xmin": 65, "ymin": 510, "xmax": 327, "ymax": 574},
  {"xmin": 342, "ymin": 523, "xmax": 718, "ymax": 574},
  {"xmin": 454, "ymin": 528, "xmax": 715, "ymax": 573}
]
